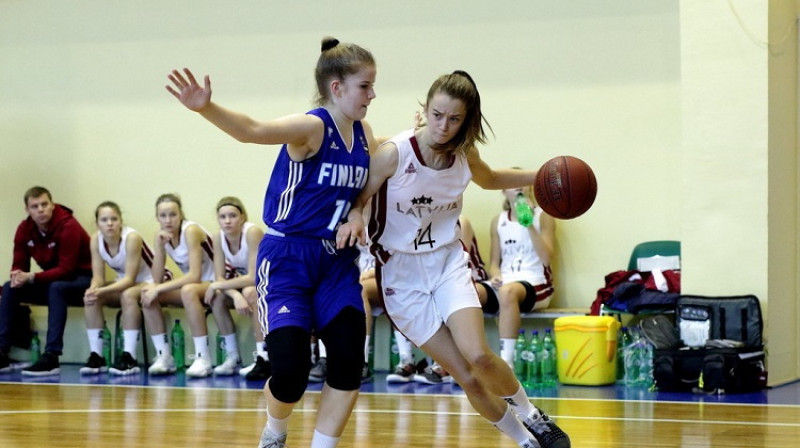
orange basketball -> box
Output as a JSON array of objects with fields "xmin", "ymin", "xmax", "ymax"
[{"xmin": 533, "ymin": 156, "xmax": 597, "ymax": 219}]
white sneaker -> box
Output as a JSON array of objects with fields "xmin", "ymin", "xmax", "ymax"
[
  {"xmin": 213, "ymin": 355, "xmax": 240, "ymax": 376},
  {"xmin": 239, "ymin": 351, "xmax": 258, "ymax": 377},
  {"xmin": 186, "ymin": 356, "xmax": 213, "ymax": 378},
  {"xmin": 240, "ymin": 362, "xmax": 256, "ymax": 377},
  {"xmin": 148, "ymin": 353, "xmax": 176, "ymax": 376}
]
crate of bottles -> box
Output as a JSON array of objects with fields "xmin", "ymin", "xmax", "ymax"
[{"xmin": 554, "ymin": 316, "xmax": 620, "ymax": 385}]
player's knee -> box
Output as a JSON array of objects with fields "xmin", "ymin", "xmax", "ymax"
[
  {"xmin": 319, "ymin": 307, "xmax": 365, "ymax": 391},
  {"xmin": 266, "ymin": 326, "xmax": 311, "ymax": 403}
]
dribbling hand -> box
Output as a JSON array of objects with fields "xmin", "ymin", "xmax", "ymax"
[{"xmin": 166, "ymin": 68, "xmax": 211, "ymax": 112}]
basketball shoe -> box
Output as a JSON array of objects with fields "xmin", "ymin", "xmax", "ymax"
[{"xmin": 521, "ymin": 407, "xmax": 571, "ymax": 448}]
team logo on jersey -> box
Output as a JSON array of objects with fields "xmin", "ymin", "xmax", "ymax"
[
  {"xmin": 404, "ymin": 162, "xmax": 417, "ymax": 174},
  {"xmin": 384, "ymin": 287, "xmax": 396, "ymax": 296},
  {"xmin": 27, "ymin": 240, "xmax": 34, "ymax": 247},
  {"xmin": 359, "ymin": 135, "xmax": 368, "ymax": 151},
  {"xmin": 504, "ymin": 239, "xmax": 517, "ymax": 245},
  {"xmin": 278, "ymin": 305, "xmax": 291, "ymax": 314},
  {"xmin": 411, "ymin": 195, "xmax": 433, "ymax": 205},
  {"xmin": 330, "ymin": 141, "xmax": 340, "ymax": 150},
  {"xmin": 327, "ymin": 126, "xmax": 334, "ymax": 137}
]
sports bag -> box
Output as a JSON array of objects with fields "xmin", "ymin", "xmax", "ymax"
[
  {"xmin": 654, "ymin": 345, "xmax": 766, "ymax": 393},
  {"xmin": 676, "ymin": 294, "xmax": 763, "ymax": 347}
]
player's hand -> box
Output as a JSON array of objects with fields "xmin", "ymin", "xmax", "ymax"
[
  {"xmin": 336, "ymin": 219, "xmax": 364, "ymax": 249},
  {"xmin": 84, "ymin": 287, "xmax": 99, "ymax": 305},
  {"xmin": 490, "ymin": 276, "xmax": 503, "ymax": 289},
  {"xmin": 232, "ymin": 294, "xmax": 251, "ymax": 316},
  {"xmin": 140, "ymin": 284, "xmax": 158, "ymax": 306},
  {"xmin": 156, "ymin": 230, "xmax": 173, "ymax": 247},
  {"xmin": 166, "ymin": 68, "xmax": 212, "ymax": 112}
]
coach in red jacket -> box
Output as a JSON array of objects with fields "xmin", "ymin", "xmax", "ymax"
[{"xmin": 0, "ymin": 186, "xmax": 91, "ymax": 376}]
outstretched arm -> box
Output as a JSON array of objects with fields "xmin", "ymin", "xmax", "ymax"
[{"xmin": 166, "ymin": 68, "xmax": 322, "ymax": 159}]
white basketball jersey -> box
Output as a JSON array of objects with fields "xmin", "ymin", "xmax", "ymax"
[
  {"xmin": 98, "ymin": 226, "xmax": 154, "ymax": 283},
  {"xmin": 220, "ymin": 222, "xmax": 256, "ymax": 276},
  {"xmin": 369, "ymin": 129, "xmax": 471, "ymax": 259},
  {"xmin": 496, "ymin": 208, "xmax": 548, "ymax": 285},
  {"xmin": 165, "ymin": 220, "xmax": 215, "ymax": 282}
]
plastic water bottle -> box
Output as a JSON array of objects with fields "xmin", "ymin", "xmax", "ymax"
[
  {"xmin": 216, "ymin": 332, "xmax": 226, "ymax": 365},
  {"xmin": 513, "ymin": 330, "xmax": 527, "ymax": 380},
  {"xmin": 623, "ymin": 327, "xmax": 641, "ymax": 387},
  {"xmin": 114, "ymin": 327, "xmax": 124, "ymax": 364},
  {"xmin": 616, "ymin": 327, "xmax": 631, "ymax": 383},
  {"xmin": 541, "ymin": 328, "xmax": 558, "ymax": 386},
  {"xmin": 367, "ymin": 330, "xmax": 375, "ymax": 373},
  {"xmin": 30, "ymin": 331, "xmax": 41, "ymax": 363},
  {"xmin": 524, "ymin": 330, "xmax": 541, "ymax": 388},
  {"xmin": 637, "ymin": 330, "xmax": 655, "ymax": 389},
  {"xmin": 389, "ymin": 330, "xmax": 400, "ymax": 370},
  {"xmin": 515, "ymin": 192, "xmax": 534, "ymax": 227},
  {"xmin": 171, "ymin": 319, "xmax": 186, "ymax": 370},
  {"xmin": 102, "ymin": 323, "xmax": 112, "ymax": 367}
]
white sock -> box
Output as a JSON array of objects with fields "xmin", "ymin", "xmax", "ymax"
[
  {"xmin": 310, "ymin": 429, "xmax": 339, "ymax": 448},
  {"xmin": 395, "ymin": 330, "xmax": 413, "ymax": 364},
  {"xmin": 363, "ymin": 334, "xmax": 371, "ymax": 361},
  {"xmin": 223, "ymin": 333, "xmax": 239, "ymax": 359},
  {"xmin": 123, "ymin": 330, "xmax": 140, "ymax": 356},
  {"xmin": 87, "ymin": 329, "xmax": 103, "ymax": 355},
  {"xmin": 491, "ymin": 405, "xmax": 533, "ymax": 446},
  {"xmin": 256, "ymin": 342, "xmax": 268, "ymax": 361},
  {"xmin": 503, "ymin": 384, "xmax": 536, "ymax": 420},
  {"xmin": 501, "ymin": 338, "xmax": 516, "ymax": 367},
  {"xmin": 194, "ymin": 336, "xmax": 210, "ymax": 360},
  {"xmin": 266, "ymin": 409, "xmax": 288, "ymax": 438},
  {"xmin": 152, "ymin": 334, "xmax": 170, "ymax": 356},
  {"xmin": 318, "ymin": 339, "xmax": 327, "ymax": 359}
]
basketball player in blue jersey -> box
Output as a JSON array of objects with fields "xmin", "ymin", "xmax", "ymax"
[
  {"xmin": 167, "ymin": 37, "xmax": 379, "ymax": 448},
  {"xmin": 337, "ymin": 71, "xmax": 570, "ymax": 448}
]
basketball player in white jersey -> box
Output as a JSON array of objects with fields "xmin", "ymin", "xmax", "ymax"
[
  {"xmin": 337, "ymin": 71, "xmax": 570, "ymax": 448},
  {"xmin": 203, "ymin": 196, "xmax": 269, "ymax": 379},
  {"xmin": 489, "ymin": 186, "xmax": 555, "ymax": 368},
  {"xmin": 140, "ymin": 193, "xmax": 216, "ymax": 376},
  {"xmin": 81, "ymin": 201, "xmax": 161, "ymax": 376}
]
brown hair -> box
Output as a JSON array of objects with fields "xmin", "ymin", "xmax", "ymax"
[
  {"xmin": 95, "ymin": 201, "xmax": 122, "ymax": 221},
  {"xmin": 216, "ymin": 196, "xmax": 248, "ymax": 222},
  {"xmin": 424, "ymin": 70, "xmax": 493, "ymax": 154},
  {"xmin": 24, "ymin": 186, "xmax": 52, "ymax": 206},
  {"xmin": 313, "ymin": 36, "xmax": 375, "ymax": 107},
  {"xmin": 155, "ymin": 193, "xmax": 184, "ymax": 220}
]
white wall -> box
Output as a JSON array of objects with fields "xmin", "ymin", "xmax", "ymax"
[{"xmin": 4, "ymin": 1, "xmax": 795, "ymax": 380}]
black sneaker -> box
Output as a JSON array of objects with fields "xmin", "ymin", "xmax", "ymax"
[
  {"xmin": 79, "ymin": 352, "xmax": 108, "ymax": 375},
  {"xmin": 109, "ymin": 352, "xmax": 140, "ymax": 376},
  {"xmin": 245, "ymin": 356, "xmax": 271, "ymax": 381},
  {"xmin": 0, "ymin": 351, "xmax": 11, "ymax": 374},
  {"xmin": 522, "ymin": 407, "xmax": 571, "ymax": 448},
  {"xmin": 22, "ymin": 351, "xmax": 60, "ymax": 377},
  {"xmin": 361, "ymin": 363, "xmax": 373, "ymax": 383},
  {"xmin": 308, "ymin": 357, "xmax": 327, "ymax": 382}
]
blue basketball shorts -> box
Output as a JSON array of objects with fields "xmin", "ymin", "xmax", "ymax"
[{"xmin": 255, "ymin": 234, "xmax": 363, "ymax": 335}]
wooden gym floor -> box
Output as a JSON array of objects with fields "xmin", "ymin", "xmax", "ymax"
[{"xmin": 1, "ymin": 366, "xmax": 800, "ymax": 447}]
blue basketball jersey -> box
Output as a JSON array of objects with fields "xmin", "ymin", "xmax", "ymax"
[{"xmin": 262, "ymin": 108, "xmax": 370, "ymax": 240}]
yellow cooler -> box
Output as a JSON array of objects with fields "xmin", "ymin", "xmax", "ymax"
[{"xmin": 553, "ymin": 316, "xmax": 621, "ymax": 386}]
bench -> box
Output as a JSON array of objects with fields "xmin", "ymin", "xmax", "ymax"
[{"xmin": 484, "ymin": 307, "xmax": 590, "ymax": 320}]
